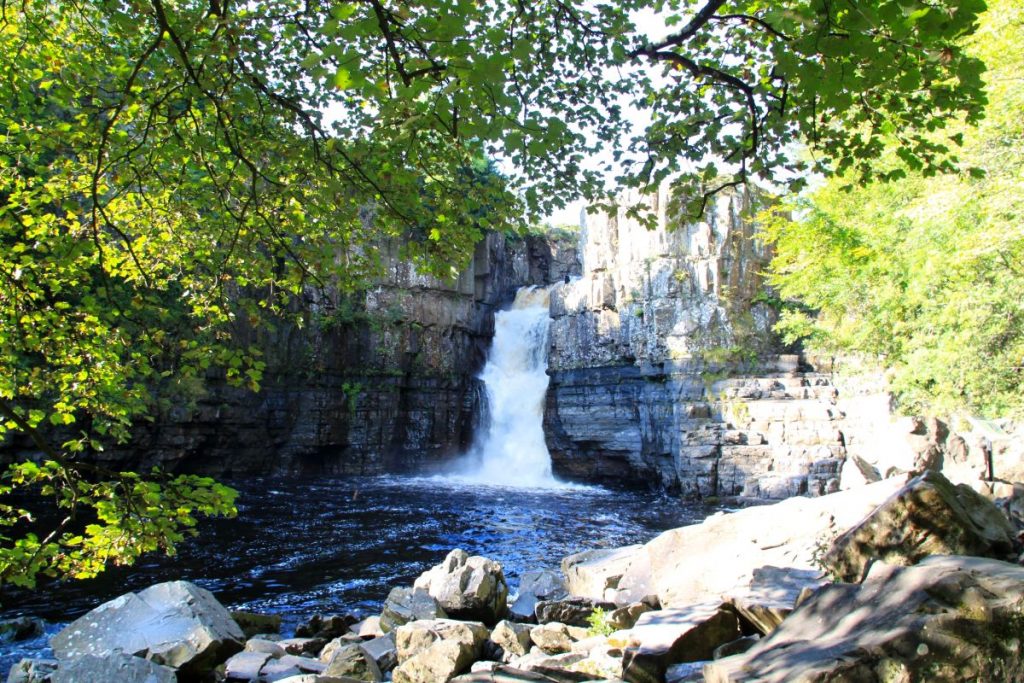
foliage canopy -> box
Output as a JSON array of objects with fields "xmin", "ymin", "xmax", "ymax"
[
  {"xmin": 761, "ymin": 0, "xmax": 1023, "ymax": 419},
  {"xmin": 0, "ymin": 0, "xmax": 992, "ymax": 585}
]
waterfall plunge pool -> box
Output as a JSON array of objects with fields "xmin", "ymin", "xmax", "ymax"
[{"xmin": 0, "ymin": 475, "xmax": 716, "ymax": 674}]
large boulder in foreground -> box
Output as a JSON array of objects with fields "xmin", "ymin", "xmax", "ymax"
[
  {"xmin": 614, "ymin": 477, "xmax": 909, "ymax": 608},
  {"xmin": 414, "ymin": 550, "xmax": 509, "ymax": 625},
  {"xmin": 49, "ymin": 580, "xmax": 244, "ymax": 676},
  {"xmin": 823, "ymin": 470, "xmax": 1017, "ymax": 582},
  {"xmin": 705, "ymin": 555, "xmax": 1024, "ymax": 682}
]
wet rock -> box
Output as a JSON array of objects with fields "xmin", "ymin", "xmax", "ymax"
[
  {"xmin": 51, "ymin": 653, "xmax": 176, "ymax": 683},
  {"xmin": 614, "ymin": 477, "xmax": 908, "ymax": 608},
  {"xmin": 322, "ymin": 643, "xmax": 383, "ymax": 681},
  {"xmin": 5, "ymin": 658, "xmax": 58, "ymax": 683},
  {"xmin": 361, "ymin": 633, "xmax": 398, "ymax": 672},
  {"xmin": 824, "ymin": 470, "xmax": 1017, "ymax": 582},
  {"xmin": 380, "ymin": 588, "xmax": 447, "ymax": 633},
  {"xmin": 621, "ymin": 605, "xmax": 740, "ymax": 683},
  {"xmin": 491, "ymin": 620, "xmax": 533, "ymax": 659},
  {"xmin": 231, "ymin": 611, "xmax": 283, "ymax": 639},
  {"xmin": 534, "ymin": 597, "xmax": 615, "ymax": 627},
  {"xmin": 561, "ymin": 546, "xmax": 641, "ymax": 601},
  {"xmin": 705, "ymin": 555, "xmax": 1024, "ymax": 682},
  {"xmin": 0, "ymin": 617, "xmax": 44, "ymax": 642},
  {"xmin": 414, "ymin": 549, "xmax": 509, "ymax": 625},
  {"xmin": 510, "ymin": 570, "xmax": 568, "ymax": 622},
  {"xmin": 395, "ymin": 618, "xmax": 489, "ymax": 663},
  {"xmin": 722, "ymin": 566, "xmax": 826, "ymax": 635},
  {"xmin": 225, "ymin": 650, "xmax": 272, "ymax": 680},
  {"xmin": 49, "ymin": 580, "xmax": 244, "ymax": 676}
]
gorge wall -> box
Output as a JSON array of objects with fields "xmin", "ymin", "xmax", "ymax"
[
  {"xmin": 90, "ymin": 232, "xmax": 580, "ymax": 476},
  {"xmin": 544, "ymin": 186, "xmax": 851, "ymax": 498}
]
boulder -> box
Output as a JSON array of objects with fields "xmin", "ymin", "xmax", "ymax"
[
  {"xmin": 392, "ymin": 639, "xmax": 478, "ymax": 683},
  {"xmin": 722, "ymin": 566, "xmax": 826, "ymax": 635},
  {"xmin": 225, "ymin": 650, "xmax": 272, "ymax": 680},
  {"xmin": 823, "ymin": 470, "xmax": 1017, "ymax": 582},
  {"xmin": 351, "ymin": 616, "xmax": 385, "ymax": 639},
  {"xmin": 230, "ymin": 611, "xmax": 283, "ymax": 639},
  {"xmin": 319, "ymin": 636, "xmax": 363, "ymax": 664},
  {"xmin": 705, "ymin": 555, "xmax": 1024, "ymax": 682},
  {"xmin": 395, "ymin": 618, "xmax": 489, "ymax": 663},
  {"xmin": 49, "ymin": 580, "xmax": 244, "ymax": 676},
  {"xmin": 361, "ymin": 633, "xmax": 398, "ymax": 672},
  {"xmin": 534, "ymin": 598, "xmax": 615, "ymax": 628},
  {"xmin": 614, "ymin": 477, "xmax": 908, "ymax": 608},
  {"xmin": 491, "ymin": 620, "xmax": 533, "ymax": 658},
  {"xmin": 257, "ymin": 654, "xmax": 326, "ymax": 680},
  {"xmin": 607, "ymin": 602, "xmax": 652, "ymax": 631},
  {"xmin": 51, "ymin": 653, "xmax": 176, "ymax": 683},
  {"xmin": 0, "ymin": 617, "xmax": 45, "ymax": 642},
  {"xmin": 510, "ymin": 571, "xmax": 568, "ymax": 622},
  {"xmin": 711, "ymin": 635, "xmax": 758, "ymax": 660},
  {"xmin": 246, "ymin": 638, "xmax": 288, "ymax": 658},
  {"xmin": 561, "ymin": 546, "xmax": 641, "ymax": 601},
  {"xmin": 322, "ymin": 644, "xmax": 383, "ymax": 681},
  {"xmin": 414, "ymin": 549, "xmax": 509, "ymax": 625},
  {"xmin": 296, "ymin": 614, "xmax": 357, "ymax": 640},
  {"xmin": 621, "ymin": 605, "xmax": 740, "ymax": 683},
  {"xmin": 528, "ymin": 623, "xmax": 581, "ymax": 655},
  {"xmin": 278, "ymin": 637, "xmax": 326, "ymax": 655},
  {"xmin": 5, "ymin": 658, "xmax": 58, "ymax": 683},
  {"xmin": 380, "ymin": 588, "xmax": 447, "ymax": 633}
]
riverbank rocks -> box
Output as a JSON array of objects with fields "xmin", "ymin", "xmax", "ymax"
[
  {"xmin": 535, "ymin": 597, "xmax": 615, "ymax": 627},
  {"xmin": 49, "ymin": 580, "xmax": 244, "ymax": 677},
  {"xmin": 490, "ymin": 620, "xmax": 533, "ymax": 658},
  {"xmin": 0, "ymin": 617, "xmax": 44, "ymax": 642},
  {"xmin": 392, "ymin": 618, "xmax": 490, "ymax": 682},
  {"xmin": 510, "ymin": 570, "xmax": 568, "ymax": 622},
  {"xmin": 414, "ymin": 550, "xmax": 509, "ymax": 625},
  {"xmin": 51, "ymin": 652, "xmax": 177, "ymax": 683},
  {"xmin": 6, "ymin": 658, "xmax": 58, "ymax": 683},
  {"xmin": 321, "ymin": 643, "xmax": 383, "ymax": 681},
  {"xmin": 528, "ymin": 623, "xmax": 587, "ymax": 654},
  {"xmin": 823, "ymin": 470, "xmax": 1017, "ymax": 582},
  {"xmin": 380, "ymin": 587, "xmax": 447, "ymax": 633},
  {"xmin": 612, "ymin": 477, "xmax": 908, "ymax": 608},
  {"xmin": 231, "ymin": 611, "xmax": 283, "ymax": 639},
  {"xmin": 562, "ymin": 545, "xmax": 641, "ymax": 602},
  {"xmin": 705, "ymin": 555, "xmax": 1024, "ymax": 682},
  {"xmin": 722, "ymin": 566, "xmax": 826, "ymax": 636},
  {"xmin": 621, "ymin": 605, "xmax": 740, "ymax": 683}
]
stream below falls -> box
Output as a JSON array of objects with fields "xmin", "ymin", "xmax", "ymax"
[{"xmin": 0, "ymin": 474, "xmax": 717, "ymax": 674}]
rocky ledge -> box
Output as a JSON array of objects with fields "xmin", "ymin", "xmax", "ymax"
[{"xmin": 10, "ymin": 470, "xmax": 1024, "ymax": 683}]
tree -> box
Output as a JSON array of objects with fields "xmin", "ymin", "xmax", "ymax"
[
  {"xmin": 0, "ymin": 0, "xmax": 990, "ymax": 586},
  {"xmin": 761, "ymin": 0, "xmax": 1023, "ymax": 420}
]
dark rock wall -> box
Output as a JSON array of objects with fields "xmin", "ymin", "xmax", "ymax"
[{"xmin": 89, "ymin": 232, "xmax": 580, "ymax": 476}]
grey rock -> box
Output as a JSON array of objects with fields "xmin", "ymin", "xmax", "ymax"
[
  {"xmin": 278, "ymin": 637, "xmax": 326, "ymax": 655},
  {"xmin": 51, "ymin": 653, "xmax": 176, "ymax": 683},
  {"xmin": 561, "ymin": 546, "xmax": 640, "ymax": 602},
  {"xmin": 705, "ymin": 555, "xmax": 1024, "ymax": 682},
  {"xmin": 490, "ymin": 620, "xmax": 533, "ymax": 658},
  {"xmin": 351, "ymin": 616, "xmax": 384, "ymax": 639},
  {"xmin": 824, "ymin": 470, "xmax": 1017, "ymax": 582},
  {"xmin": 361, "ymin": 633, "xmax": 398, "ymax": 672},
  {"xmin": 621, "ymin": 605, "xmax": 740, "ymax": 683},
  {"xmin": 535, "ymin": 598, "xmax": 616, "ymax": 628},
  {"xmin": 395, "ymin": 619, "xmax": 489, "ymax": 663},
  {"xmin": 258, "ymin": 654, "xmax": 326, "ymax": 681},
  {"xmin": 49, "ymin": 580, "xmax": 244, "ymax": 676},
  {"xmin": 722, "ymin": 566, "xmax": 826, "ymax": 635},
  {"xmin": 450, "ymin": 665, "xmax": 571, "ymax": 682},
  {"xmin": 528, "ymin": 623, "xmax": 575, "ymax": 655},
  {"xmin": 392, "ymin": 639, "xmax": 477, "ymax": 683},
  {"xmin": 5, "ymin": 658, "xmax": 57, "ymax": 683},
  {"xmin": 414, "ymin": 549, "xmax": 509, "ymax": 625},
  {"xmin": 245, "ymin": 637, "xmax": 287, "ymax": 658},
  {"xmin": 322, "ymin": 644, "xmax": 383, "ymax": 681},
  {"xmin": 510, "ymin": 571, "xmax": 567, "ymax": 622},
  {"xmin": 0, "ymin": 617, "xmax": 44, "ymax": 642},
  {"xmin": 711, "ymin": 635, "xmax": 759, "ymax": 660},
  {"xmin": 380, "ymin": 588, "xmax": 447, "ymax": 633},
  {"xmin": 225, "ymin": 651, "xmax": 272, "ymax": 680}
]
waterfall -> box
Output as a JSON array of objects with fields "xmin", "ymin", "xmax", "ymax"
[{"xmin": 455, "ymin": 286, "xmax": 560, "ymax": 487}]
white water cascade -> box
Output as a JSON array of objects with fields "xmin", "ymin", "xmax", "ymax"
[{"xmin": 456, "ymin": 286, "xmax": 560, "ymax": 487}]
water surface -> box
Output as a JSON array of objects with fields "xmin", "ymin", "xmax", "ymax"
[{"xmin": 0, "ymin": 475, "xmax": 712, "ymax": 674}]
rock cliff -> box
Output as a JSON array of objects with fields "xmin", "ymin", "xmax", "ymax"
[
  {"xmin": 88, "ymin": 232, "xmax": 580, "ymax": 475},
  {"xmin": 544, "ymin": 186, "xmax": 854, "ymax": 497}
]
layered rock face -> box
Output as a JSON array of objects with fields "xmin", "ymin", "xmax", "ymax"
[
  {"xmin": 92, "ymin": 232, "xmax": 579, "ymax": 476},
  {"xmin": 544, "ymin": 186, "xmax": 854, "ymax": 497}
]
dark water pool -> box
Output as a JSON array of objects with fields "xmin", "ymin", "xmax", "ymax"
[{"xmin": 0, "ymin": 475, "xmax": 713, "ymax": 674}]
